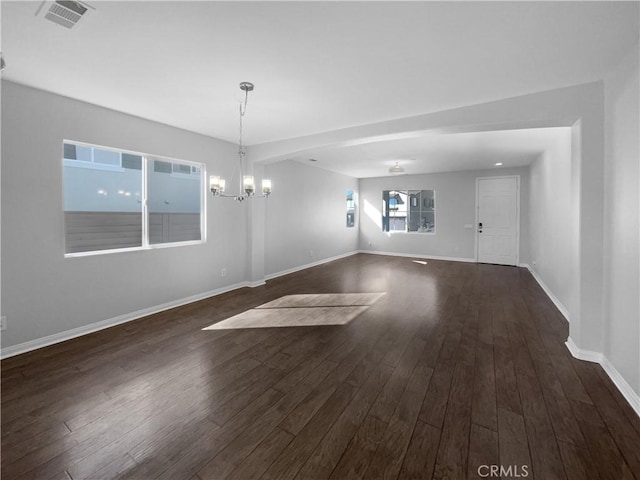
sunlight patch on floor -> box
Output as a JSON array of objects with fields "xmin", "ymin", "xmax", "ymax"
[
  {"xmin": 203, "ymin": 293, "xmax": 385, "ymax": 330},
  {"xmin": 256, "ymin": 292, "xmax": 386, "ymax": 309}
]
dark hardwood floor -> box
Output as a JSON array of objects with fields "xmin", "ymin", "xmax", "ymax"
[{"xmin": 2, "ymin": 254, "xmax": 639, "ymax": 480}]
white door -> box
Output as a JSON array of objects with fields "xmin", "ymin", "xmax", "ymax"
[{"xmin": 476, "ymin": 176, "xmax": 519, "ymax": 265}]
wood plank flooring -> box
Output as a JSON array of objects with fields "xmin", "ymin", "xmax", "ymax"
[{"xmin": 2, "ymin": 254, "xmax": 639, "ymax": 480}]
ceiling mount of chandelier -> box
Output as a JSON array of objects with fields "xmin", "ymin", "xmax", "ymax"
[{"xmin": 210, "ymin": 82, "xmax": 271, "ymax": 201}]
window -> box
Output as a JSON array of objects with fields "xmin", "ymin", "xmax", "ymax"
[
  {"xmin": 63, "ymin": 141, "xmax": 205, "ymax": 255},
  {"xmin": 148, "ymin": 159, "xmax": 203, "ymax": 245},
  {"xmin": 382, "ymin": 189, "xmax": 435, "ymax": 233},
  {"xmin": 346, "ymin": 189, "xmax": 356, "ymax": 227}
]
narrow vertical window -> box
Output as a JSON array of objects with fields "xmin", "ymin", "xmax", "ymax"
[{"xmin": 346, "ymin": 189, "xmax": 356, "ymax": 227}]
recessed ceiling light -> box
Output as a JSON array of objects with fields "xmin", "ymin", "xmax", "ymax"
[{"xmin": 495, "ymin": 162, "xmax": 503, "ymax": 166}]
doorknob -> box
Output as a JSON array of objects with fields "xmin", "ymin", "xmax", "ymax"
[{"xmin": 478, "ymin": 222, "xmax": 483, "ymax": 233}]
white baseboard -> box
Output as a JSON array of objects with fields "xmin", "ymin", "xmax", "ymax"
[
  {"xmin": 565, "ymin": 337, "xmax": 603, "ymax": 363},
  {"xmin": 566, "ymin": 337, "xmax": 640, "ymax": 417},
  {"xmin": 0, "ymin": 281, "xmax": 251, "ymax": 360},
  {"xmin": 520, "ymin": 263, "xmax": 570, "ymax": 322},
  {"xmin": 358, "ymin": 249, "xmax": 476, "ymax": 263},
  {"xmin": 600, "ymin": 356, "xmax": 640, "ymax": 418},
  {"xmin": 264, "ymin": 250, "xmax": 359, "ymax": 281}
]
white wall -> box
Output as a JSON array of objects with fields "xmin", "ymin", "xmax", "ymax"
[
  {"xmin": 264, "ymin": 160, "xmax": 358, "ymax": 276},
  {"xmin": 528, "ymin": 129, "xmax": 573, "ymax": 316},
  {"xmin": 359, "ymin": 167, "xmax": 529, "ymax": 262},
  {"xmin": 1, "ymin": 81, "xmax": 248, "ymax": 350},
  {"xmin": 603, "ymin": 43, "xmax": 640, "ymax": 397}
]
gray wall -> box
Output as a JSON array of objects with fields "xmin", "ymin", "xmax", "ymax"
[
  {"xmin": 264, "ymin": 160, "xmax": 359, "ymax": 276},
  {"xmin": 1, "ymin": 81, "xmax": 247, "ymax": 349},
  {"xmin": 603, "ymin": 43, "xmax": 639, "ymax": 396},
  {"xmin": 358, "ymin": 167, "xmax": 529, "ymax": 262},
  {"xmin": 528, "ymin": 129, "xmax": 574, "ymax": 314}
]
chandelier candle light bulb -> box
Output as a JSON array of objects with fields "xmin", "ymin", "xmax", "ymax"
[
  {"xmin": 209, "ymin": 175, "xmax": 221, "ymax": 194},
  {"xmin": 243, "ymin": 175, "xmax": 255, "ymax": 195},
  {"xmin": 262, "ymin": 179, "xmax": 272, "ymax": 196}
]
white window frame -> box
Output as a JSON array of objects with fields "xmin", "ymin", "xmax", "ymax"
[
  {"xmin": 63, "ymin": 140, "xmax": 207, "ymax": 258},
  {"xmin": 382, "ymin": 189, "xmax": 436, "ymax": 235}
]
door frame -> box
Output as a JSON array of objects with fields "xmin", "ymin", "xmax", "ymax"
[{"xmin": 474, "ymin": 175, "xmax": 521, "ymax": 265}]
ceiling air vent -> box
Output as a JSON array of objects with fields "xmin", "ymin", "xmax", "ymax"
[{"xmin": 36, "ymin": 1, "xmax": 95, "ymax": 29}]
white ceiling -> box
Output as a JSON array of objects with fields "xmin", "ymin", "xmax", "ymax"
[{"xmin": 2, "ymin": 1, "xmax": 638, "ymax": 177}]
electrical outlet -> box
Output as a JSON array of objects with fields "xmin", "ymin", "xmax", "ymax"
[
  {"xmin": 221, "ymin": 268, "xmax": 227, "ymax": 277},
  {"xmin": 0, "ymin": 316, "xmax": 6, "ymax": 331}
]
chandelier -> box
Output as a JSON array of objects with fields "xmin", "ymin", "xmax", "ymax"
[
  {"xmin": 389, "ymin": 162, "xmax": 404, "ymax": 174},
  {"xmin": 209, "ymin": 82, "xmax": 271, "ymax": 201}
]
